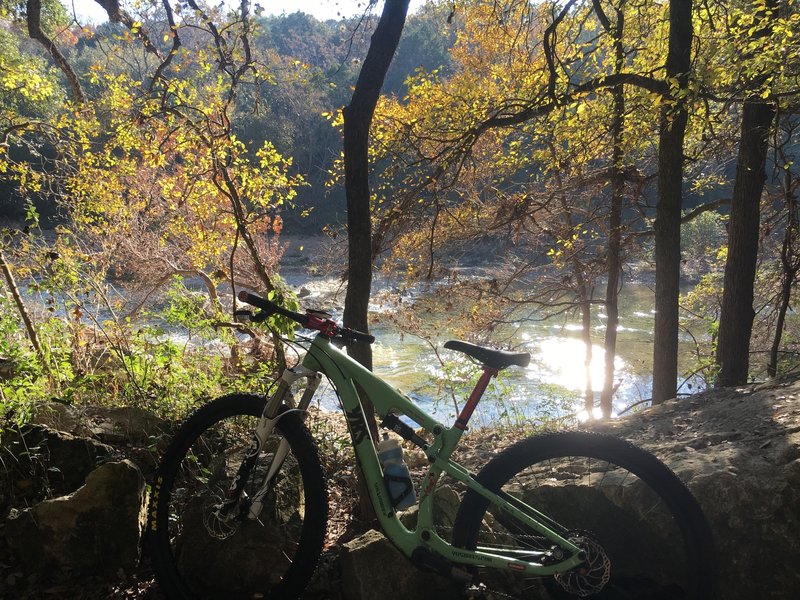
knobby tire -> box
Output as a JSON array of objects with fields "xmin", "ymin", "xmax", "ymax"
[
  {"xmin": 452, "ymin": 431, "xmax": 716, "ymax": 600},
  {"xmin": 147, "ymin": 394, "xmax": 328, "ymax": 599}
]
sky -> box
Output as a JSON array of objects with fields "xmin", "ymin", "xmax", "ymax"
[{"xmin": 63, "ymin": 0, "xmax": 426, "ymax": 25}]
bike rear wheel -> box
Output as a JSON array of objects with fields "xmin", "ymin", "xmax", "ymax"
[
  {"xmin": 453, "ymin": 431, "xmax": 716, "ymax": 599},
  {"xmin": 148, "ymin": 393, "xmax": 328, "ymax": 599}
]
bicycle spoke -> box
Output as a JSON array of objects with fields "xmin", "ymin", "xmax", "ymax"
[
  {"xmin": 148, "ymin": 395, "xmax": 327, "ymax": 599},
  {"xmin": 452, "ymin": 432, "xmax": 716, "ymax": 599}
]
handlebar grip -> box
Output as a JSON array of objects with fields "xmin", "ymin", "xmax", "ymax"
[
  {"xmin": 237, "ymin": 290, "xmax": 271, "ymax": 311},
  {"xmin": 237, "ymin": 290, "xmax": 309, "ymax": 325}
]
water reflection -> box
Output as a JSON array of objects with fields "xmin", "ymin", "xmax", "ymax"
[
  {"xmin": 527, "ymin": 337, "xmax": 625, "ymax": 394},
  {"xmin": 283, "ymin": 275, "xmax": 706, "ymax": 424}
]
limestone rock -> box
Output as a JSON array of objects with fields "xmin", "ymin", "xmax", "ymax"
[
  {"xmin": 1, "ymin": 423, "xmax": 115, "ymax": 498},
  {"xmin": 31, "ymin": 402, "xmax": 92, "ymax": 437},
  {"xmin": 400, "ymin": 484, "xmax": 461, "ymax": 534},
  {"xmin": 591, "ymin": 377, "xmax": 800, "ymax": 600},
  {"xmin": 339, "ymin": 529, "xmax": 459, "ymax": 600},
  {"xmin": 81, "ymin": 405, "xmax": 166, "ymax": 444},
  {"xmin": 173, "ymin": 501, "xmax": 304, "ymax": 595},
  {"xmin": 337, "ymin": 486, "xmax": 465, "ymax": 600},
  {"xmin": 28, "ymin": 401, "xmax": 166, "ymax": 444},
  {"xmin": 4, "ymin": 459, "xmax": 147, "ymax": 575}
]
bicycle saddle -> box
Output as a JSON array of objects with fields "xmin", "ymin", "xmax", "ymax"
[{"xmin": 444, "ymin": 340, "xmax": 531, "ymax": 370}]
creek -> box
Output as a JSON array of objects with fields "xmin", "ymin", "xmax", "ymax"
[
  {"xmin": 281, "ymin": 273, "xmax": 707, "ymax": 425},
  {"xmin": 14, "ymin": 264, "xmax": 705, "ymax": 425}
]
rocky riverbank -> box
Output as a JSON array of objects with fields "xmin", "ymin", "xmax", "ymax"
[{"xmin": 1, "ymin": 376, "xmax": 799, "ymax": 599}]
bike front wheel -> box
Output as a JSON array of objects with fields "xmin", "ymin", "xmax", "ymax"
[
  {"xmin": 148, "ymin": 393, "xmax": 328, "ymax": 599},
  {"xmin": 452, "ymin": 431, "xmax": 716, "ymax": 599}
]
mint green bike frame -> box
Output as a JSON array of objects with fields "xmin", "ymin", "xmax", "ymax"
[{"xmin": 261, "ymin": 334, "xmax": 584, "ymax": 577}]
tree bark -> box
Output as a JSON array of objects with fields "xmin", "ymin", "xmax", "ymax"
[
  {"xmin": 716, "ymin": 100, "xmax": 775, "ymax": 385},
  {"xmin": 550, "ymin": 144, "xmax": 595, "ymax": 415},
  {"xmin": 768, "ymin": 222, "xmax": 796, "ymax": 378},
  {"xmin": 0, "ymin": 250, "xmax": 45, "ymax": 365},
  {"xmin": 651, "ymin": 0, "xmax": 692, "ymax": 404},
  {"xmin": 579, "ymin": 287, "xmax": 594, "ymax": 415},
  {"xmin": 600, "ymin": 2, "xmax": 625, "ymax": 419},
  {"xmin": 342, "ymin": 0, "xmax": 410, "ymax": 373},
  {"xmin": 27, "ymin": 0, "xmax": 85, "ymax": 104},
  {"xmin": 768, "ymin": 136, "xmax": 799, "ymax": 378},
  {"xmin": 342, "ymin": 0, "xmax": 409, "ymax": 520},
  {"xmin": 216, "ymin": 161, "xmax": 287, "ymax": 371},
  {"xmin": 715, "ymin": 0, "xmax": 778, "ymax": 387}
]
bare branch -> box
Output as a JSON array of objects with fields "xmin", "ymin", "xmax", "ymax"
[
  {"xmin": 147, "ymin": 0, "xmax": 182, "ymax": 92},
  {"xmin": 185, "ymin": 0, "xmax": 230, "ymax": 71},
  {"xmin": 93, "ymin": 0, "xmax": 162, "ymax": 57},
  {"xmin": 26, "ymin": 0, "xmax": 86, "ymax": 103},
  {"xmin": 590, "ymin": 0, "xmax": 612, "ymax": 32},
  {"xmin": 544, "ymin": 0, "xmax": 580, "ymax": 100},
  {"xmin": 631, "ymin": 198, "xmax": 731, "ymax": 238}
]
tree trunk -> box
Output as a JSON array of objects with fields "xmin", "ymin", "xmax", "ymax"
[
  {"xmin": 601, "ymin": 6, "xmax": 625, "ymax": 419},
  {"xmin": 580, "ymin": 289, "xmax": 594, "ymax": 415},
  {"xmin": 602, "ymin": 142, "xmax": 622, "ymax": 417},
  {"xmin": 217, "ymin": 162, "xmax": 288, "ymax": 371},
  {"xmin": 570, "ymin": 262, "xmax": 593, "ymax": 415},
  {"xmin": 26, "ymin": 0, "xmax": 85, "ymax": 103},
  {"xmin": 768, "ymin": 138, "xmax": 799, "ymax": 378},
  {"xmin": 343, "ymin": 0, "xmax": 409, "ymax": 370},
  {"xmin": 715, "ymin": 0, "xmax": 777, "ymax": 388},
  {"xmin": 0, "ymin": 250, "xmax": 45, "ymax": 365},
  {"xmin": 342, "ymin": 0, "xmax": 409, "ymax": 519},
  {"xmin": 768, "ymin": 248, "xmax": 794, "ymax": 379},
  {"xmin": 715, "ymin": 0, "xmax": 777, "ymax": 386},
  {"xmin": 652, "ymin": 0, "xmax": 692, "ymax": 404},
  {"xmin": 715, "ymin": 101, "xmax": 775, "ymax": 386}
]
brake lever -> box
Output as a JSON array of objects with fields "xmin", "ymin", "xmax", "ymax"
[
  {"xmin": 250, "ymin": 311, "xmax": 269, "ymax": 323},
  {"xmin": 234, "ymin": 309, "xmax": 253, "ymax": 323},
  {"xmin": 236, "ymin": 309, "xmax": 270, "ymax": 324},
  {"xmin": 330, "ymin": 336, "xmax": 348, "ymax": 349}
]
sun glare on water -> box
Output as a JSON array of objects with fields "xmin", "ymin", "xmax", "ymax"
[{"xmin": 528, "ymin": 337, "xmax": 627, "ymax": 416}]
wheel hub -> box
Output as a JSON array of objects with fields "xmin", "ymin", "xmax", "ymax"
[{"xmin": 553, "ymin": 532, "xmax": 611, "ymax": 597}]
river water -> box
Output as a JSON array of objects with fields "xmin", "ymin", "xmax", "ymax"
[
  {"xmin": 16, "ymin": 262, "xmax": 703, "ymax": 426},
  {"xmin": 281, "ymin": 273, "xmax": 706, "ymax": 426}
]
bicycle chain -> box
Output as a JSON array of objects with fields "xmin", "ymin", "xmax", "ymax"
[
  {"xmin": 434, "ymin": 525, "xmax": 583, "ymax": 600},
  {"xmin": 463, "ymin": 584, "xmax": 519, "ymax": 600}
]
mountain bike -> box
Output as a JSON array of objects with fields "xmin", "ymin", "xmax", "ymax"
[{"xmin": 147, "ymin": 290, "xmax": 717, "ymax": 599}]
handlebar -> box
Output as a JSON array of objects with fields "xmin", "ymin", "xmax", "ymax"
[{"xmin": 237, "ymin": 290, "xmax": 375, "ymax": 344}]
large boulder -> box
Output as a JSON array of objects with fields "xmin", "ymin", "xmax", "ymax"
[
  {"xmin": 339, "ymin": 529, "xmax": 459, "ymax": 600},
  {"xmin": 80, "ymin": 405, "xmax": 167, "ymax": 444},
  {"xmin": 593, "ymin": 378, "xmax": 800, "ymax": 600},
  {"xmin": 339, "ymin": 486, "xmax": 463, "ymax": 600},
  {"xmin": 1, "ymin": 423, "xmax": 115, "ymax": 500},
  {"xmin": 30, "ymin": 402, "xmax": 167, "ymax": 445},
  {"xmin": 30, "ymin": 401, "xmax": 93, "ymax": 437},
  {"xmin": 335, "ymin": 382, "xmax": 800, "ymax": 600},
  {"xmin": 4, "ymin": 459, "xmax": 147, "ymax": 575}
]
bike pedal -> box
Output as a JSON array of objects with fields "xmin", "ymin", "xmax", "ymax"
[{"xmin": 462, "ymin": 584, "xmax": 489, "ymax": 599}]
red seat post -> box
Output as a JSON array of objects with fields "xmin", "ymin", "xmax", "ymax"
[{"xmin": 454, "ymin": 366, "xmax": 498, "ymax": 430}]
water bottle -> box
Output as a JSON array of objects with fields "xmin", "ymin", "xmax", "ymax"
[{"xmin": 377, "ymin": 433, "xmax": 416, "ymax": 510}]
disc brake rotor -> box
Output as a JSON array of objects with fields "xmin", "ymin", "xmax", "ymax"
[{"xmin": 553, "ymin": 532, "xmax": 611, "ymax": 597}]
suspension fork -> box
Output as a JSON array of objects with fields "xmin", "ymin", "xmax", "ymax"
[{"xmin": 222, "ymin": 366, "xmax": 322, "ymax": 521}]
